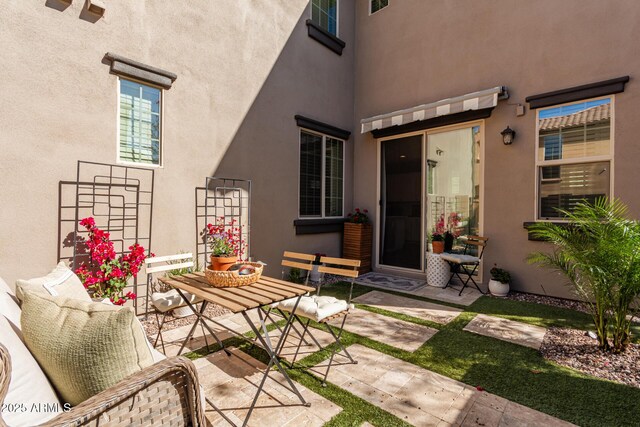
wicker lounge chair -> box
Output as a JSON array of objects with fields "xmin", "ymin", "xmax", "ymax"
[{"xmin": 0, "ymin": 343, "xmax": 205, "ymax": 426}]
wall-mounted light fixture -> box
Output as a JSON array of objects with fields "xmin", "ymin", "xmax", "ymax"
[{"xmin": 501, "ymin": 126, "xmax": 516, "ymax": 145}]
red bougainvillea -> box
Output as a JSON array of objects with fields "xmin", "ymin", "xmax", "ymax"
[
  {"xmin": 206, "ymin": 217, "xmax": 245, "ymax": 258},
  {"xmin": 75, "ymin": 217, "xmax": 151, "ymax": 305}
]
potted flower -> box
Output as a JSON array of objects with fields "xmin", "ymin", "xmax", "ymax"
[
  {"xmin": 75, "ymin": 217, "xmax": 151, "ymax": 305},
  {"xmin": 431, "ymin": 231, "xmax": 445, "ymax": 254},
  {"xmin": 309, "ymin": 253, "xmax": 326, "ymax": 283},
  {"xmin": 489, "ymin": 265, "xmax": 511, "ymax": 297},
  {"xmin": 343, "ymin": 208, "xmax": 372, "ymax": 273},
  {"xmin": 206, "ymin": 217, "xmax": 245, "ymax": 271}
]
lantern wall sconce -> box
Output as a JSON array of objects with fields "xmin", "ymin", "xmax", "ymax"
[{"xmin": 501, "ymin": 126, "xmax": 516, "ymax": 145}]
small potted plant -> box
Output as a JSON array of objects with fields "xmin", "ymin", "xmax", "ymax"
[
  {"xmin": 206, "ymin": 217, "xmax": 245, "ymax": 271},
  {"xmin": 309, "ymin": 253, "xmax": 326, "ymax": 283},
  {"xmin": 489, "ymin": 265, "xmax": 511, "ymax": 297},
  {"xmin": 431, "ymin": 231, "xmax": 445, "ymax": 254}
]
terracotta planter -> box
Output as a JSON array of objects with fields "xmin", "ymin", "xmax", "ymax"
[
  {"xmin": 343, "ymin": 222, "xmax": 372, "ymax": 274},
  {"xmin": 432, "ymin": 241, "xmax": 445, "ymax": 254},
  {"xmin": 211, "ymin": 255, "xmax": 237, "ymax": 271}
]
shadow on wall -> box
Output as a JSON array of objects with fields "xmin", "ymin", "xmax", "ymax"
[{"xmin": 211, "ymin": 10, "xmax": 354, "ymax": 276}]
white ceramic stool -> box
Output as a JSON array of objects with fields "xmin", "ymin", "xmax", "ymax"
[{"xmin": 426, "ymin": 252, "xmax": 450, "ymax": 288}]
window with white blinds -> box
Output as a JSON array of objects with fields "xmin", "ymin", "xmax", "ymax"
[
  {"xmin": 536, "ymin": 97, "xmax": 612, "ymax": 219},
  {"xmin": 299, "ymin": 130, "xmax": 344, "ymax": 218},
  {"xmin": 118, "ymin": 79, "xmax": 162, "ymax": 166}
]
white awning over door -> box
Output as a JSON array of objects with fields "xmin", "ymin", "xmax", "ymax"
[{"xmin": 360, "ymin": 86, "xmax": 507, "ymax": 134}]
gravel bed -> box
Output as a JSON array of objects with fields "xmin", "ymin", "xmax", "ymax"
[
  {"xmin": 541, "ymin": 327, "xmax": 640, "ymax": 388},
  {"xmin": 505, "ymin": 291, "xmax": 589, "ymax": 313},
  {"xmin": 139, "ymin": 303, "xmax": 230, "ymax": 340}
]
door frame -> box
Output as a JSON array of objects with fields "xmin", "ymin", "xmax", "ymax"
[{"xmin": 374, "ymin": 121, "xmax": 485, "ymax": 275}]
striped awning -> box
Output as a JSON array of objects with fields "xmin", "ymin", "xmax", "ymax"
[{"xmin": 360, "ymin": 86, "xmax": 508, "ymax": 134}]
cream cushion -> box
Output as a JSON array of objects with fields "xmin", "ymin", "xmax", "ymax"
[
  {"xmin": 15, "ymin": 261, "xmax": 90, "ymax": 303},
  {"xmin": 440, "ymin": 254, "xmax": 480, "ymax": 264},
  {"xmin": 20, "ymin": 292, "xmax": 154, "ymax": 406},
  {"xmin": 0, "ymin": 314, "xmax": 62, "ymax": 426},
  {"xmin": 278, "ymin": 295, "xmax": 351, "ymax": 322},
  {"xmin": 151, "ymin": 289, "xmax": 201, "ymax": 313}
]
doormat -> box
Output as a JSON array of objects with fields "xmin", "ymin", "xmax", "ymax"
[{"xmin": 356, "ymin": 272, "xmax": 425, "ymax": 292}]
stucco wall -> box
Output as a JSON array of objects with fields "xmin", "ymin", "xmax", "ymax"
[
  {"xmin": 353, "ymin": 0, "xmax": 640, "ymax": 298},
  {"xmin": 0, "ymin": 1, "xmax": 355, "ymax": 288}
]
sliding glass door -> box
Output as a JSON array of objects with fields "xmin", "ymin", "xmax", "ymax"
[
  {"xmin": 379, "ymin": 135, "xmax": 423, "ymax": 270},
  {"xmin": 426, "ymin": 126, "xmax": 481, "ymax": 252}
]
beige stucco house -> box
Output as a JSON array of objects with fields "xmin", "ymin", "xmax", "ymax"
[{"xmin": 1, "ymin": 0, "xmax": 638, "ymax": 299}]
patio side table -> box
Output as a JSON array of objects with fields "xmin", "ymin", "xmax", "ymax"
[{"xmin": 426, "ymin": 252, "xmax": 450, "ymax": 288}]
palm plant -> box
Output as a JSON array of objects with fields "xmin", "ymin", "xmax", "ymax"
[{"xmin": 527, "ymin": 198, "xmax": 640, "ymax": 353}]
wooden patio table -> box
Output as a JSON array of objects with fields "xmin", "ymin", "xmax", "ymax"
[{"xmin": 158, "ymin": 272, "xmax": 315, "ymax": 427}]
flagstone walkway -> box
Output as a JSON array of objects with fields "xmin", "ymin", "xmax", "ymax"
[
  {"xmin": 328, "ymin": 307, "xmax": 438, "ymax": 351},
  {"xmin": 311, "ymin": 344, "xmax": 574, "ymax": 427},
  {"xmin": 353, "ymin": 290, "xmax": 463, "ymax": 324},
  {"xmin": 463, "ymin": 314, "xmax": 547, "ymax": 350},
  {"xmin": 195, "ymin": 347, "xmax": 341, "ymax": 426}
]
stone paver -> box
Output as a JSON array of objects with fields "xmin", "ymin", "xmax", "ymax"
[
  {"xmin": 463, "ymin": 314, "xmax": 547, "ymax": 350},
  {"xmin": 353, "ymin": 290, "xmax": 463, "ymax": 324},
  {"xmin": 329, "ymin": 307, "xmax": 438, "ymax": 351},
  {"xmin": 313, "ymin": 344, "xmax": 574, "ymax": 427},
  {"xmin": 153, "ymin": 310, "xmax": 263, "ymax": 357},
  {"xmin": 356, "ymin": 272, "xmax": 483, "ymax": 306},
  {"xmin": 410, "ymin": 284, "xmax": 482, "ymax": 306},
  {"xmin": 254, "ymin": 326, "xmax": 335, "ymax": 363},
  {"xmin": 195, "ymin": 346, "xmax": 341, "ymax": 426}
]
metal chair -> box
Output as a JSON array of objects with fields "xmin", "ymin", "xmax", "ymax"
[
  {"xmin": 440, "ymin": 235, "xmax": 488, "ymax": 295},
  {"xmin": 145, "ymin": 253, "xmax": 207, "ymax": 354},
  {"xmin": 278, "ymin": 256, "xmax": 360, "ymax": 386},
  {"xmin": 258, "ymin": 251, "xmax": 316, "ymax": 345}
]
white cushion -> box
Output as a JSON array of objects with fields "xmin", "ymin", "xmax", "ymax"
[
  {"xmin": 15, "ymin": 262, "xmax": 90, "ymax": 303},
  {"xmin": 0, "ymin": 314, "xmax": 62, "ymax": 426},
  {"xmin": 0, "ymin": 276, "xmax": 21, "ymax": 334},
  {"xmin": 278, "ymin": 295, "xmax": 351, "ymax": 322},
  {"xmin": 0, "ymin": 276, "xmax": 13, "ymax": 296},
  {"xmin": 440, "ymin": 253, "xmax": 479, "ymax": 264},
  {"xmin": 151, "ymin": 289, "xmax": 201, "ymax": 313}
]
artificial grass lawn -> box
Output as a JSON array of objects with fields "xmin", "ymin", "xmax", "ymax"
[{"xmin": 186, "ymin": 283, "xmax": 640, "ymax": 427}]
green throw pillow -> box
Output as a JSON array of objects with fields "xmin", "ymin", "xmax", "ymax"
[{"xmin": 20, "ymin": 292, "xmax": 153, "ymax": 406}]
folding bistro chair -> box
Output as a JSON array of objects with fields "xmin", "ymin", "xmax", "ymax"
[
  {"xmin": 144, "ymin": 253, "xmax": 208, "ymax": 354},
  {"xmin": 256, "ymin": 251, "xmax": 316, "ymax": 346},
  {"xmin": 278, "ymin": 256, "xmax": 360, "ymax": 386},
  {"xmin": 440, "ymin": 235, "xmax": 488, "ymax": 296}
]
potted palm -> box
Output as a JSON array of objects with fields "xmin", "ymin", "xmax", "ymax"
[{"xmin": 489, "ymin": 265, "xmax": 511, "ymax": 296}]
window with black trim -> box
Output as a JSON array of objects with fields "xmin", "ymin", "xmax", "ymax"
[
  {"xmin": 118, "ymin": 78, "xmax": 162, "ymax": 166},
  {"xmin": 370, "ymin": 0, "xmax": 388, "ymax": 14},
  {"xmin": 299, "ymin": 130, "xmax": 344, "ymax": 218},
  {"xmin": 311, "ymin": 0, "xmax": 338, "ymax": 36},
  {"xmin": 536, "ymin": 97, "xmax": 612, "ymax": 219}
]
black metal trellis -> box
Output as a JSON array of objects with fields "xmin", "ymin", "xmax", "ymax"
[
  {"xmin": 58, "ymin": 161, "xmax": 154, "ymax": 314},
  {"xmin": 195, "ymin": 177, "xmax": 251, "ymax": 267}
]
